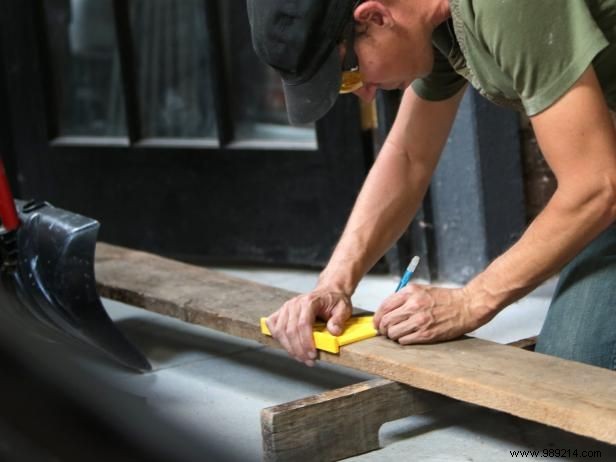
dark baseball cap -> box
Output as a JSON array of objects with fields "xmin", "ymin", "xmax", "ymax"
[{"xmin": 247, "ymin": 0, "xmax": 357, "ymax": 125}]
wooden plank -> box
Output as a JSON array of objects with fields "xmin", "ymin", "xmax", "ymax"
[
  {"xmin": 261, "ymin": 379, "xmax": 450, "ymax": 462},
  {"xmin": 261, "ymin": 336, "xmax": 538, "ymax": 462},
  {"xmin": 94, "ymin": 243, "xmax": 616, "ymax": 444},
  {"xmin": 507, "ymin": 336, "xmax": 537, "ymax": 350}
]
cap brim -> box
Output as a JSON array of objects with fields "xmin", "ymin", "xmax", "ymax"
[{"xmin": 282, "ymin": 48, "xmax": 342, "ymax": 126}]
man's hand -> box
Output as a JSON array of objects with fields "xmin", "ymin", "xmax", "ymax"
[
  {"xmin": 373, "ymin": 284, "xmax": 494, "ymax": 344},
  {"xmin": 265, "ymin": 289, "xmax": 352, "ymax": 366}
]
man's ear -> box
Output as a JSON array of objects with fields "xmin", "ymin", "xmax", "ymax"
[{"xmin": 354, "ymin": 1, "xmax": 395, "ymax": 28}]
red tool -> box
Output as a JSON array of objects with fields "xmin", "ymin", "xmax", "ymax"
[{"xmin": 0, "ymin": 160, "xmax": 19, "ymax": 231}]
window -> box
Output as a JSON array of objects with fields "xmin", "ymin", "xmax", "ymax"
[{"xmin": 44, "ymin": 0, "xmax": 316, "ymax": 148}]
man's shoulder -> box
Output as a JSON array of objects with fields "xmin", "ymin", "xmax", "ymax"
[
  {"xmin": 461, "ymin": 0, "xmax": 557, "ymax": 17},
  {"xmin": 457, "ymin": 0, "xmax": 561, "ymax": 36},
  {"xmin": 454, "ymin": 0, "xmax": 611, "ymax": 116},
  {"xmin": 456, "ymin": 0, "xmax": 603, "ymax": 53}
]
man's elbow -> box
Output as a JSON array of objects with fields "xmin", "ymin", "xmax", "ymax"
[
  {"xmin": 557, "ymin": 171, "xmax": 616, "ymax": 226},
  {"xmin": 595, "ymin": 171, "xmax": 616, "ymax": 224}
]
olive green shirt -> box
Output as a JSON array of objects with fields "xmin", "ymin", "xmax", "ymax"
[{"xmin": 412, "ymin": 0, "xmax": 616, "ymax": 115}]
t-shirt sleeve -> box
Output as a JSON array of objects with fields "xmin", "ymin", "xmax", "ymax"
[
  {"xmin": 474, "ymin": 0, "xmax": 609, "ymax": 116},
  {"xmin": 411, "ymin": 47, "xmax": 467, "ymax": 101}
]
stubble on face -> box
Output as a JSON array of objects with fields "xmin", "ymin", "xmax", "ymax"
[{"xmin": 353, "ymin": 0, "xmax": 444, "ymax": 94}]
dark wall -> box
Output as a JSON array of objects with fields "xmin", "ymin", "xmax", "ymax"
[{"xmin": 430, "ymin": 90, "xmax": 525, "ymax": 282}]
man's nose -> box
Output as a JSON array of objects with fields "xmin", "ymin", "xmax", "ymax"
[{"xmin": 353, "ymin": 84, "xmax": 378, "ymax": 102}]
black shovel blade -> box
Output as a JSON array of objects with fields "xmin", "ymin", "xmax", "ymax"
[{"xmin": 7, "ymin": 200, "xmax": 151, "ymax": 371}]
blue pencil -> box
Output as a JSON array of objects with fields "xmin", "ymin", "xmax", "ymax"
[{"xmin": 395, "ymin": 256, "xmax": 421, "ymax": 292}]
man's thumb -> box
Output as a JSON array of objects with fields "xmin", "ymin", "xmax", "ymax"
[{"xmin": 327, "ymin": 309, "xmax": 349, "ymax": 336}]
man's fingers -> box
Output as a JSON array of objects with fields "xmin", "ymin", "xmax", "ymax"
[
  {"xmin": 285, "ymin": 310, "xmax": 305, "ymax": 362},
  {"xmin": 265, "ymin": 311, "xmax": 279, "ymax": 334},
  {"xmin": 266, "ymin": 290, "xmax": 353, "ymax": 367},
  {"xmin": 291, "ymin": 299, "xmax": 317, "ymax": 362},
  {"xmin": 379, "ymin": 308, "xmax": 412, "ymax": 336},
  {"xmin": 297, "ymin": 308, "xmax": 317, "ymax": 359},
  {"xmin": 386, "ymin": 314, "xmax": 422, "ymax": 340},
  {"xmin": 273, "ymin": 307, "xmax": 294, "ymax": 356},
  {"xmin": 397, "ymin": 330, "xmax": 432, "ymax": 345},
  {"xmin": 275, "ymin": 298, "xmax": 318, "ymax": 365},
  {"xmin": 373, "ymin": 292, "xmax": 407, "ymax": 328},
  {"xmin": 326, "ymin": 300, "xmax": 351, "ymax": 336}
]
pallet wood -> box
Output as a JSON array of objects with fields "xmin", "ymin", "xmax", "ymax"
[
  {"xmin": 261, "ymin": 378, "xmax": 450, "ymax": 462},
  {"xmin": 95, "ymin": 243, "xmax": 616, "ymax": 445},
  {"xmin": 261, "ymin": 337, "xmax": 536, "ymax": 462},
  {"xmin": 507, "ymin": 336, "xmax": 537, "ymax": 350}
]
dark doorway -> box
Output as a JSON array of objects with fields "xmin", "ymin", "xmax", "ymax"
[{"xmin": 0, "ymin": 0, "xmax": 371, "ymax": 267}]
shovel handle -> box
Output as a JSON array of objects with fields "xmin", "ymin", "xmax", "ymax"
[{"xmin": 0, "ymin": 160, "xmax": 19, "ymax": 231}]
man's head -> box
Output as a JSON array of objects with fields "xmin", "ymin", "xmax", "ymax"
[
  {"xmin": 247, "ymin": 0, "xmax": 446, "ymax": 125},
  {"xmin": 247, "ymin": 0, "xmax": 358, "ymax": 125}
]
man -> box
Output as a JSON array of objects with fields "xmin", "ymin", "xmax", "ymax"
[{"xmin": 247, "ymin": 0, "xmax": 616, "ymax": 369}]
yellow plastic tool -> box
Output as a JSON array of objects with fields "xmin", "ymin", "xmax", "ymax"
[{"xmin": 260, "ymin": 315, "xmax": 377, "ymax": 353}]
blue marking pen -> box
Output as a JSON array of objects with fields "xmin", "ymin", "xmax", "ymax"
[{"xmin": 395, "ymin": 256, "xmax": 421, "ymax": 292}]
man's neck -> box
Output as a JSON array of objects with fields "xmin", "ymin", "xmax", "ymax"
[{"xmin": 425, "ymin": 0, "xmax": 452, "ymax": 27}]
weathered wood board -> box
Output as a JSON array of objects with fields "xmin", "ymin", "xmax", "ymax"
[
  {"xmin": 95, "ymin": 243, "xmax": 616, "ymax": 444},
  {"xmin": 261, "ymin": 378, "xmax": 451, "ymax": 461},
  {"xmin": 262, "ymin": 336, "xmax": 537, "ymax": 462}
]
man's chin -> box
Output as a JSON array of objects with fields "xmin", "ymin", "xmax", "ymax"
[{"xmin": 380, "ymin": 82, "xmax": 410, "ymax": 91}]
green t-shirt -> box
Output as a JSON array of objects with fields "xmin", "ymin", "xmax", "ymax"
[{"xmin": 412, "ymin": 0, "xmax": 616, "ymax": 115}]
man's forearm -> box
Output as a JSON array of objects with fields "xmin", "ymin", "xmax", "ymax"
[
  {"xmin": 316, "ymin": 88, "xmax": 468, "ymax": 295},
  {"xmin": 317, "ymin": 144, "xmax": 431, "ymax": 294},
  {"xmin": 466, "ymin": 185, "xmax": 616, "ymax": 317},
  {"xmin": 467, "ymin": 70, "xmax": 616, "ymax": 318}
]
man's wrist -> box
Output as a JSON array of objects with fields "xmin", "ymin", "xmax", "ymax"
[
  {"xmin": 316, "ymin": 268, "xmax": 357, "ymax": 298},
  {"xmin": 463, "ymin": 276, "xmax": 505, "ymax": 321}
]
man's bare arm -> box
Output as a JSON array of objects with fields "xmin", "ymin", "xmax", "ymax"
[
  {"xmin": 319, "ymin": 86, "xmax": 468, "ymax": 295},
  {"xmin": 266, "ymin": 85, "xmax": 467, "ymax": 365},
  {"xmin": 375, "ymin": 66, "xmax": 616, "ymax": 345},
  {"xmin": 466, "ymin": 66, "xmax": 616, "ymax": 314}
]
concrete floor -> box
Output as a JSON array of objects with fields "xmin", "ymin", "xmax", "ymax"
[{"xmin": 92, "ymin": 268, "xmax": 616, "ymax": 461}]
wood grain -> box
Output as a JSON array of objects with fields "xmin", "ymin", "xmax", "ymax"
[
  {"xmin": 95, "ymin": 243, "xmax": 616, "ymax": 444},
  {"xmin": 261, "ymin": 337, "xmax": 537, "ymax": 462},
  {"xmin": 261, "ymin": 379, "xmax": 450, "ymax": 462}
]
